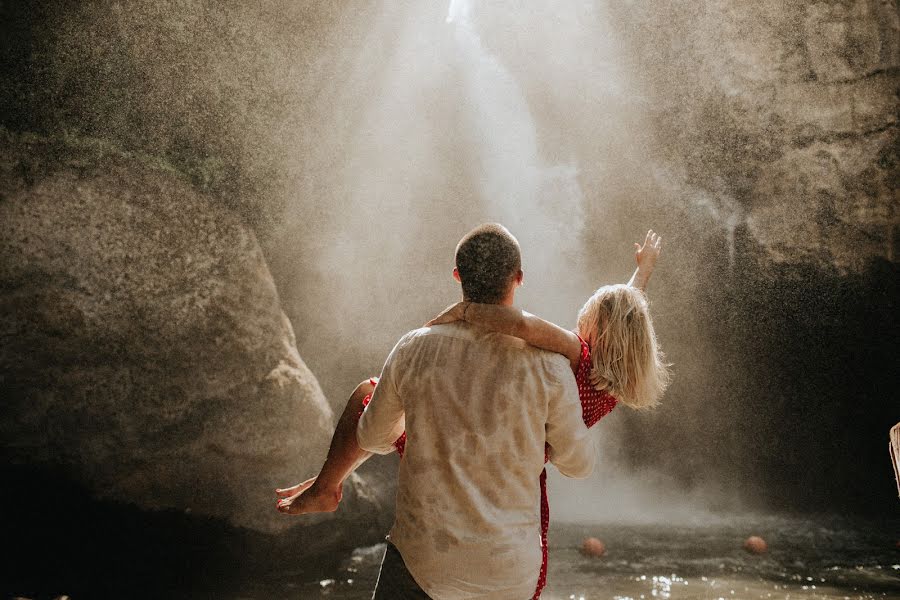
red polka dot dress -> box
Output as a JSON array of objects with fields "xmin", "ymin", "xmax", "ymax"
[
  {"xmin": 359, "ymin": 336, "xmax": 617, "ymax": 600},
  {"xmin": 533, "ymin": 336, "xmax": 616, "ymax": 599}
]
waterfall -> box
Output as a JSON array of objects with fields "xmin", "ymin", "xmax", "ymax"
[{"xmin": 446, "ymin": 0, "xmax": 587, "ymax": 326}]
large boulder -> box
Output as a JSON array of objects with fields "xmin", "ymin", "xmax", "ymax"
[{"xmin": 0, "ymin": 130, "xmax": 340, "ymax": 533}]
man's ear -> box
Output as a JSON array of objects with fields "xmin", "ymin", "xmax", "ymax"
[
  {"xmin": 515, "ymin": 269, "xmax": 524, "ymax": 286},
  {"xmin": 453, "ymin": 267, "xmax": 462, "ymax": 283}
]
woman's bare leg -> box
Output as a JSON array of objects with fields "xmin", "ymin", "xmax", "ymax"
[{"xmin": 276, "ymin": 379, "xmax": 376, "ymax": 514}]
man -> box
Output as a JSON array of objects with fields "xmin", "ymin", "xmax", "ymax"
[{"xmin": 357, "ymin": 223, "xmax": 596, "ymax": 599}]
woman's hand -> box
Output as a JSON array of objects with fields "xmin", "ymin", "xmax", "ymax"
[
  {"xmin": 425, "ymin": 301, "xmax": 469, "ymax": 327},
  {"xmin": 634, "ymin": 229, "xmax": 662, "ymax": 273},
  {"xmin": 628, "ymin": 229, "xmax": 662, "ymax": 291}
]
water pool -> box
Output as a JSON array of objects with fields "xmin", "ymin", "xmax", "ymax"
[{"xmin": 236, "ymin": 514, "xmax": 900, "ymax": 599}]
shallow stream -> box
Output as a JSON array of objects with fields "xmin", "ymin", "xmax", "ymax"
[{"xmin": 235, "ymin": 514, "xmax": 900, "ymax": 599}]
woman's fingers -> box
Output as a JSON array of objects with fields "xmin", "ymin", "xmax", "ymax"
[{"xmin": 635, "ymin": 230, "xmax": 662, "ymax": 260}]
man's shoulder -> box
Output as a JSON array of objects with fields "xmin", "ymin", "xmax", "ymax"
[
  {"xmin": 396, "ymin": 324, "xmax": 438, "ymax": 345},
  {"xmin": 390, "ymin": 324, "xmax": 448, "ymax": 354},
  {"xmin": 389, "ymin": 322, "xmax": 466, "ymax": 352}
]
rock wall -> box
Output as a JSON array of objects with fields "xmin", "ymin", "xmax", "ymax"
[
  {"xmin": 0, "ymin": 130, "xmax": 340, "ymax": 534},
  {"xmin": 610, "ymin": 0, "xmax": 898, "ymax": 273},
  {"xmin": 471, "ymin": 0, "xmax": 899, "ymax": 512}
]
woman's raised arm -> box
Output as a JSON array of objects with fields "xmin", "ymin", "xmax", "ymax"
[{"xmin": 627, "ymin": 229, "xmax": 662, "ymax": 292}]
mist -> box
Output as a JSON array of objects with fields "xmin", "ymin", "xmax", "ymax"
[{"xmin": 3, "ymin": 0, "xmax": 896, "ymax": 533}]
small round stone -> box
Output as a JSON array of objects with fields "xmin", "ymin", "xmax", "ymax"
[
  {"xmin": 743, "ymin": 535, "xmax": 768, "ymax": 554},
  {"xmin": 581, "ymin": 536, "xmax": 607, "ymax": 557}
]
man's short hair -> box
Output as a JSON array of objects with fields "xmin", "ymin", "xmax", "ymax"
[{"xmin": 455, "ymin": 223, "xmax": 522, "ymax": 304}]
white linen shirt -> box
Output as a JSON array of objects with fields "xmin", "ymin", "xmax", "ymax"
[{"xmin": 357, "ymin": 322, "xmax": 596, "ymax": 599}]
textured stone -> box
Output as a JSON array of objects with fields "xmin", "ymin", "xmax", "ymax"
[
  {"xmin": 773, "ymin": 81, "xmax": 857, "ymax": 137},
  {"xmin": 0, "ymin": 131, "xmax": 337, "ymax": 533},
  {"xmin": 746, "ymin": 129, "xmax": 897, "ymax": 270},
  {"xmin": 804, "ymin": 0, "xmax": 894, "ymax": 83},
  {"xmin": 616, "ymin": 0, "xmax": 899, "ymax": 272},
  {"xmin": 743, "ymin": 535, "xmax": 768, "ymax": 554},
  {"xmin": 580, "ymin": 536, "xmax": 607, "ymax": 557}
]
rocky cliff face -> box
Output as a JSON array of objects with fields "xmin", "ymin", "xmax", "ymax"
[
  {"xmin": 612, "ymin": 0, "xmax": 898, "ymax": 273},
  {"xmin": 0, "ymin": 131, "xmax": 343, "ymax": 534},
  {"xmin": 484, "ymin": 0, "xmax": 898, "ymax": 513}
]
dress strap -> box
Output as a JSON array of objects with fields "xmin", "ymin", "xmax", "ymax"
[{"xmin": 574, "ymin": 333, "xmax": 591, "ymax": 367}]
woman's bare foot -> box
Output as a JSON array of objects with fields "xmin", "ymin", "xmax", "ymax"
[
  {"xmin": 276, "ymin": 481, "xmax": 343, "ymax": 515},
  {"xmin": 275, "ymin": 476, "xmax": 317, "ymax": 499}
]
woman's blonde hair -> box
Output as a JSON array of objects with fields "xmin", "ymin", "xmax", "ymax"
[{"xmin": 576, "ymin": 284, "xmax": 670, "ymax": 410}]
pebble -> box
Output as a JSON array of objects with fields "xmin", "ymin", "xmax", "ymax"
[
  {"xmin": 743, "ymin": 535, "xmax": 768, "ymax": 554},
  {"xmin": 581, "ymin": 536, "xmax": 607, "ymax": 557}
]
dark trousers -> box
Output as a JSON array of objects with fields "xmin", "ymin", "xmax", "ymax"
[{"xmin": 372, "ymin": 541, "xmax": 432, "ymax": 600}]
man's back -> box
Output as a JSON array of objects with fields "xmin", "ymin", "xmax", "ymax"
[{"xmin": 358, "ymin": 322, "xmax": 595, "ymax": 600}]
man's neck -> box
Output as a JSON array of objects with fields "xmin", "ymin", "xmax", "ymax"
[{"xmin": 462, "ymin": 293, "xmax": 516, "ymax": 307}]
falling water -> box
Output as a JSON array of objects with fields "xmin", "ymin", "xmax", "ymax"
[
  {"xmin": 443, "ymin": 1, "xmax": 738, "ymax": 524},
  {"xmin": 445, "ymin": 0, "xmax": 588, "ymax": 324}
]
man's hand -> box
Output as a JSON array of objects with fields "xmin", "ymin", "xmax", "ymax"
[{"xmin": 425, "ymin": 301, "xmax": 469, "ymax": 327}]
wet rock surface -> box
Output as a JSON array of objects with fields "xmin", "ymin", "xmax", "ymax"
[
  {"xmin": 536, "ymin": 0, "xmax": 900, "ymax": 516},
  {"xmin": 611, "ymin": 0, "xmax": 899, "ymax": 273},
  {"xmin": 0, "ymin": 131, "xmax": 360, "ymax": 534}
]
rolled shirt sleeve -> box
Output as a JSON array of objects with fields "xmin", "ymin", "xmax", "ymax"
[
  {"xmin": 545, "ymin": 357, "xmax": 597, "ymax": 479},
  {"xmin": 357, "ymin": 335, "xmax": 409, "ymax": 454}
]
